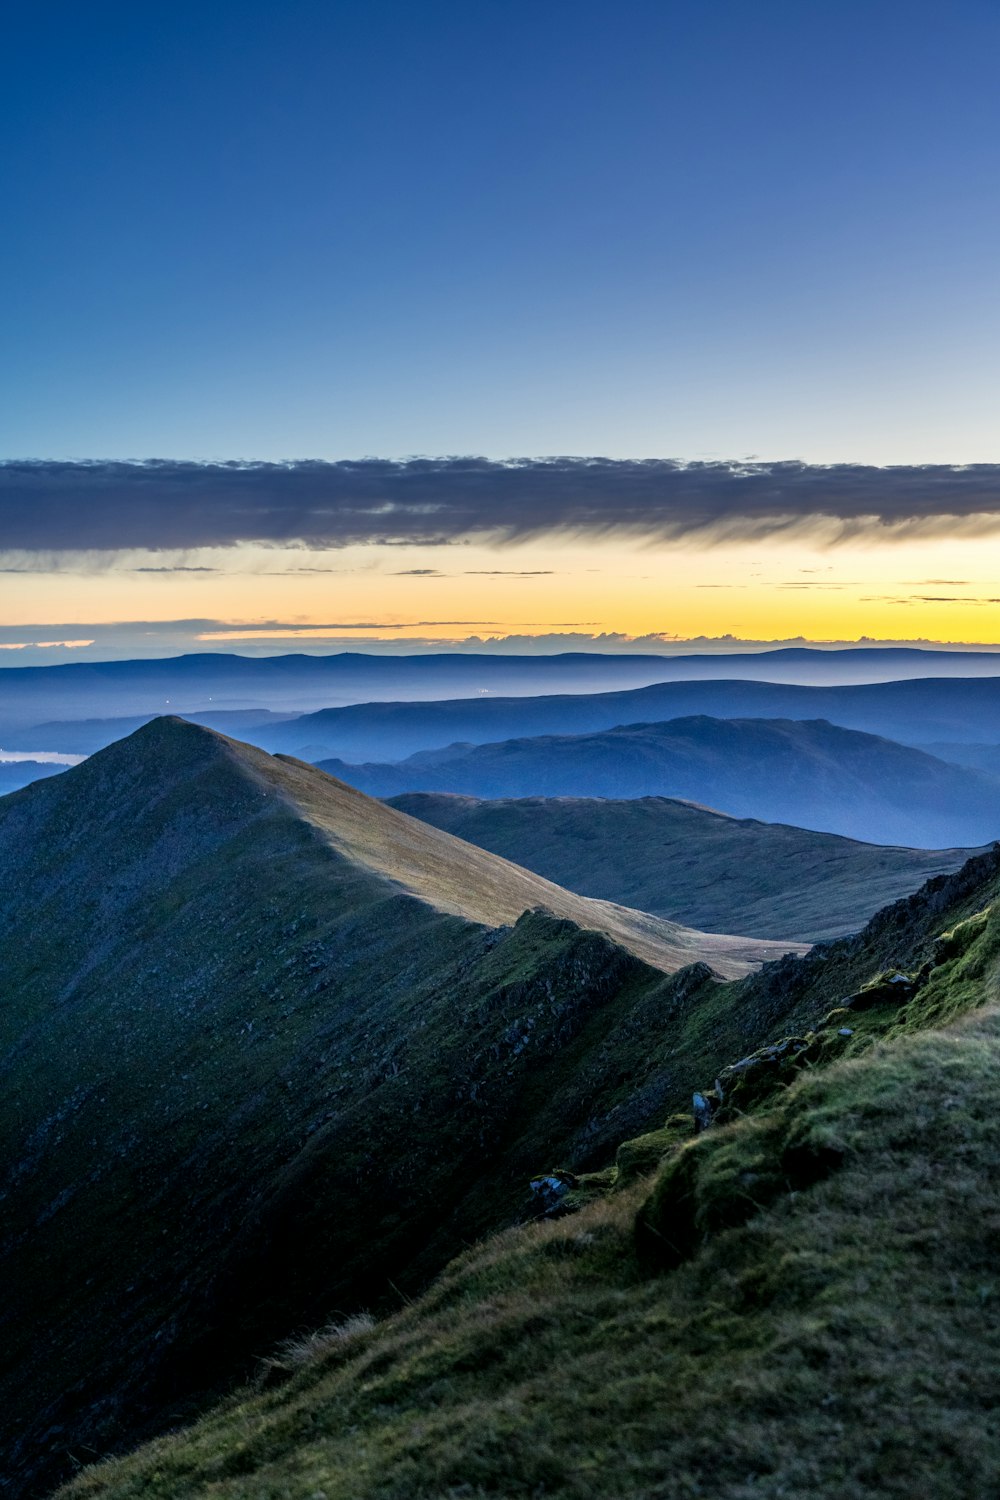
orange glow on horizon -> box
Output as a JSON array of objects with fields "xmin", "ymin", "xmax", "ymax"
[{"xmin": 2, "ymin": 533, "xmax": 1000, "ymax": 648}]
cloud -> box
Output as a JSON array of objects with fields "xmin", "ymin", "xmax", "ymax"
[
  {"xmin": 861, "ymin": 594, "xmax": 1000, "ymax": 605},
  {"xmin": 3, "ymin": 457, "xmax": 1000, "ymax": 553},
  {"xmin": 0, "ymin": 639, "xmax": 94, "ymax": 651},
  {"xmin": 463, "ymin": 569, "xmax": 555, "ymax": 576},
  {"xmin": 391, "ymin": 568, "xmax": 447, "ymax": 576}
]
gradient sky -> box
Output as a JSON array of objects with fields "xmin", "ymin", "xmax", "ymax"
[{"xmin": 3, "ymin": 0, "xmax": 1000, "ymax": 659}]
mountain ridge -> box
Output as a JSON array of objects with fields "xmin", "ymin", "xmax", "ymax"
[
  {"xmin": 0, "ymin": 717, "xmax": 798, "ymax": 1495},
  {"xmin": 321, "ymin": 714, "xmax": 1000, "ymax": 847},
  {"xmin": 388, "ymin": 791, "xmax": 983, "ymax": 941},
  {"xmin": 255, "ymin": 672, "xmax": 1000, "ymax": 763},
  {"xmin": 51, "ymin": 821, "xmax": 1000, "ymax": 1500}
]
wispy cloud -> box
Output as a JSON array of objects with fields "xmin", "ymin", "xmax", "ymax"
[
  {"xmin": 3, "ymin": 456, "xmax": 1000, "ymax": 554},
  {"xmin": 0, "ymin": 639, "xmax": 95, "ymax": 650}
]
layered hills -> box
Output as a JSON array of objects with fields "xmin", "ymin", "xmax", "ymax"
[
  {"xmin": 0, "ymin": 719, "xmax": 796, "ymax": 1496},
  {"xmin": 59, "ymin": 812, "xmax": 1000, "ymax": 1498},
  {"xmin": 389, "ymin": 792, "xmax": 981, "ymax": 941},
  {"xmin": 6, "ymin": 645, "xmax": 1000, "ymax": 741},
  {"xmin": 255, "ymin": 672, "xmax": 1000, "ymax": 763},
  {"xmin": 322, "ymin": 715, "xmax": 1000, "ymax": 847}
]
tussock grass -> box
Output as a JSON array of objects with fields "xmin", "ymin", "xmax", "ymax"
[{"xmin": 259, "ymin": 1313, "xmax": 376, "ymax": 1378}]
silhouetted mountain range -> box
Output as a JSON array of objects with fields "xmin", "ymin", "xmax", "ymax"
[{"xmin": 6, "ymin": 646, "xmax": 1000, "ymax": 745}]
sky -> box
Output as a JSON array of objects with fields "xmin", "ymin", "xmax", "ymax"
[{"xmin": 3, "ymin": 0, "xmax": 1000, "ymax": 662}]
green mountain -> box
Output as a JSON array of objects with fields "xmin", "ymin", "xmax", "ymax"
[
  {"xmin": 58, "ymin": 836, "xmax": 1000, "ymax": 1498},
  {"xmin": 388, "ymin": 792, "xmax": 982, "ymax": 941},
  {"xmin": 321, "ymin": 715, "xmax": 1000, "ymax": 847},
  {"xmin": 0, "ymin": 719, "xmax": 798, "ymax": 1496}
]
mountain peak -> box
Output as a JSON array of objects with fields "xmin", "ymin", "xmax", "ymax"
[{"xmin": 8, "ymin": 718, "xmax": 799, "ymax": 979}]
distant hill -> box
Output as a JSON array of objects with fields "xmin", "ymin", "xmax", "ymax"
[
  {"xmin": 2, "ymin": 646, "xmax": 891, "ymax": 740},
  {"xmin": 0, "ymin": 719, "xmax": 796, "ymax": 1495},
  {"xmin": 6, "ymin": 645, "xmax": 1000, "ymax": 743},
  {"xmin": 0, "ymin": 759, "xmax": 66, "ymax": 794},
  {"xmin": 3, "ymin": 707, "xmax": 298, "ymax": 756},
  {"xmin": 259, "ymin": 672, "xmax": 1000, "ymax": 762},
  {"xmin": 389, "ymin": 792, "xmax": 983, "ymax": 941},
  {"xmin": 919, "ymin": 740, "xmax": 1000, "ymax": 776},
  {"xmin": 320, "ymin": 715, "xmax": 1000, "ymax": 847}
]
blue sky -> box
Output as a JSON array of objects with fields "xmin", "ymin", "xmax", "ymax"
[{"xmin": 4, "ymin": 0, "xmax": 999, "ymax": 465}]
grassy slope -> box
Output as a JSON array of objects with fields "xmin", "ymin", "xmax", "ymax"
[
  {"xmin": 261, "ymin": 749, "xmax": 796, "ymax": 975},
  {"xmin": 63, "ymin": 855, "xmax": 1000, "ymax": 1499},
  {"xmin": 320, "ymin": 716, "xmax": 1000, "ymax": 848},
  {"xmin": 389, "ymin": 792, "xmax": 981, "ymax": 941},
  {"xmin": 0, "ymin": 720, "xmax": 802, "ymax": 1496}
]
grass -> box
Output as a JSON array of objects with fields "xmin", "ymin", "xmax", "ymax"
[
  {"xmin": 0, "ymin": 720, "xmax": 814, "ymax": 1494},
  {"xmin": 55, "ymin": 824, "xmax": 1000, "ymax": 1498},
  {"xmin": 6, "ymin": 721, "xmax": 1000, "ymax": 1495},
  {"xmin": 388, "ymin": 791, "xmax": 982, "ymax": 942},
  {"xmin": 62, "ymin": 1000, "xmax": 1000, "ymax": 1499}
]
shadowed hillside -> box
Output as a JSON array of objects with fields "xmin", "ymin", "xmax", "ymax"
[
  {"xmin": 389, "ymin": 792, "xmax": 982, "ymax": 941},
  {"xmin": 57, "ymin": 839, "xmax": 1000, "ymax": 1499},
  {"xmin": 0, "ymin": 719, "xmax": 796, "ymax": 1496},
  {"xmin": 321, "ymin": 715, "xmax": 1000, "ymax": 847}
]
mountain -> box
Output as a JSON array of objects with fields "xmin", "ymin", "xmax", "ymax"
[
  {"xmin": 388, "ymin": 792, "xmax": 983, "ymax": 941},
  {"xmin": 4, "ymin": 647, "xmax": 898, "ymax": 741},
  {"xmin": 0, "ymin": 719, "xmax": 798, "ymax": 1496},
  {"xmin": 7, "ymin": 645, "xmax": 1000, "ymax": 746},
  {"xmin": 319, "ymin": 715, "xmax": 1000, "ymax": 847},
  {"xmin": 2, "ymin": 708, "xmax": 298, "ymax": 756},
  {"xmin": 56, "ymin": 832, "xmax": 1000, "ymax": 1498},
  {"xmin": 919, "ymin": 740, "xmax": 1000, "ymax": 776},
  {"xmin": 260, "ymin": 672, "xmax": 1000, "ymax": 762}
]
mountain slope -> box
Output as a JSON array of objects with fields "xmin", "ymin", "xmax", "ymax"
[
  {"xmin": 322, "ymin": 715, "xmax": 1000, "ymax": 846},
  {"xmin": 258, "ymin": 672, "xmax": 1000, "ymax": 762},
  {"xmin": 0, "ymin": 719, "xmax": 798, "ymax": 1496},
  {"xmin": 389, "ymin": 792, "xmax": 982, "ymax": 941},
  {"xmin": 59, "ymin": 845, "xmax": 1000, "ymax": 1500}
]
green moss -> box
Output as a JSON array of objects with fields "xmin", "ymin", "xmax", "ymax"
[{"xmin": 613, "ymin": 1115, "xmax": 693, "ymax": 1186}]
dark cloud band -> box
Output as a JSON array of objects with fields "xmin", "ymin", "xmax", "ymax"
[{"xmin": 2, "ymin": 457, "xmax": 1000, "ymax": 551}]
